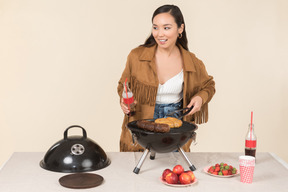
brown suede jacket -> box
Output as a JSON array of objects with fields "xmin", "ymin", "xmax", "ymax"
[{"xmin": 117, "ymin": 44, "xmax": 215, "ymax": 152}]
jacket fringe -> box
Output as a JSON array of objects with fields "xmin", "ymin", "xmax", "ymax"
[
  {"xmin": 194, "ymin": 103, "xmax": 208, "ymax": 124},
  {"xmin": 130, "ymin": 76, "xmax": 157, "ymax": 106},
  {"xmin": 185, "ymin": 91, "xmax": 209, "ymax": 124}
]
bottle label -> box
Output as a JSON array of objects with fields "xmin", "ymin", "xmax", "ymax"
[
  {"xmin": 123, "ymin": 97, "xmax": 134, "ymax": 104},
  {"xmin": 245, "ymin": 140, "xmax": 256, "ymax": 148}
]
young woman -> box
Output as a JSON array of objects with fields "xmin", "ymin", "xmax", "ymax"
[{"xmin": 117, "ymin": 5, "xmax": 215, "ymax": 152}]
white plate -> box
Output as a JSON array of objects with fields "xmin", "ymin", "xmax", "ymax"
[
  {"xmin": 203, "ymin": 166, "xmax": 239, "ymax": 178},
  {"xmin": 160, "ymin": 177, "xmax": 198, "ymax": 187}
]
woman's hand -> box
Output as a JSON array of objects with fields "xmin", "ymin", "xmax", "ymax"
[
  {"xmin": 120, "ymin": 98, "xmax": 137, "ymax": 115},
  {"xmin": 187, "ymin": 96, "xmax": 203, "ymax": 116},
  {"xmin": 120, "ymin": 98, "xmax": 130, "ymax": 115}
]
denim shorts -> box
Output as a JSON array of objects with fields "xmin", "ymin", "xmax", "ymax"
[{"xmin": 153, "ymin": 100, "xmax": 183, "ymax": 119}]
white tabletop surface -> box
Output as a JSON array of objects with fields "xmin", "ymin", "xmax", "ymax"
[{"xmin": 0, "ymin": 152, "xmax": 288, "ymax": 192}]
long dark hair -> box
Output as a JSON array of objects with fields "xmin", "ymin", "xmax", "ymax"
[{"xmin": 141, "ymin": 4, "xmax": 188, "ymax": 51}]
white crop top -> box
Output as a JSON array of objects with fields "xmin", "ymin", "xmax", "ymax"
[{"xmin": 156, "ymin": 70, "xmax": 183, "ymax": 104}]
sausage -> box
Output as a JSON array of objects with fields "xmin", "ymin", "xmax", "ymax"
[
  {"xmin": 136, "ymin": 120, "xmax": 155, "ymax": 131},
  {"xmin": 154, "ymin": 123, "xmax": 170, "ymax": 133},
  {"xmin": 136, "ymin": 120, "xmax": 170, "ymax": 133}
]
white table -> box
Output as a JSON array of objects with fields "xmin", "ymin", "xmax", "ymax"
[{"xmin": 0, "ymin": 152, "xmax": 288, "ymax": 192}]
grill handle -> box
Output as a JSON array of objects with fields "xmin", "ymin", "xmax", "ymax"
[{"xmin": 64, "ymin": 125, "xmax": 87, "ymax": 140}]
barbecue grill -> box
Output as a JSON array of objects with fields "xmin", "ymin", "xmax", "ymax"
[{"xmin": 127, "ymin": 119, "xmax": 197, "ymax": 174}]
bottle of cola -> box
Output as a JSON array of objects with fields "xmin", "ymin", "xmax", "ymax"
[
  {"xmin": 245, "ymin": 123, "xmax": 257, "ymax": 158},
  {"xmin": 122, "ymin": 82, "xmax": 136, "ymax": 117}
]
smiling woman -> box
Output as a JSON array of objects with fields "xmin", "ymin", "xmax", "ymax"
[{"xmin": 117, "ymin": 4, "xmax": 216, "ymax": 152}]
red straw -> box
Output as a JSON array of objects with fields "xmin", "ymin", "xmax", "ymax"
[
  {"xmin": 124, "ymin": 78, "xmax": 130, "ymax": 110},
  {"xmin": 250, "ymin": 111, "xmax": 253, "ymax": 140}
]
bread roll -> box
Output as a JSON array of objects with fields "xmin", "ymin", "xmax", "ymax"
[
  {"xmin": 154, "ymin": 118, "xmax": 175, "ymax": 128},
  {"xmin": 166, "ymin": 117, "xmax": 183, "ymax": 128},
  {"xmin": 155, "ymin": 117, "xmax": 182, "ymax": 128}
]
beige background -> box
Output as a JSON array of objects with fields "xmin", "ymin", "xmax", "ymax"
[{"xmin": 1, "ymin": 0, "xmax": 288, "ymax": 168}]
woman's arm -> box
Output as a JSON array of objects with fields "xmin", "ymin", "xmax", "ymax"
[{"xmin": 187, "ymin": 60, "xmax": 215, "ymax": 116}]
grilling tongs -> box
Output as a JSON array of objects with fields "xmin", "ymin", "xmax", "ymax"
[{"xmin": 166, "ymin": 106, "xmax": 194, "ymax": 119}]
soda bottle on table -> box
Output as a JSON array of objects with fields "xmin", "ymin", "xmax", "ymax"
[
  {"xmin": 245, "ymin": 123, "xmax": 257, "ymax": 158},
  {"xmin": 122, "ymin": 81, "xmax": 136, "ymax": 117}
]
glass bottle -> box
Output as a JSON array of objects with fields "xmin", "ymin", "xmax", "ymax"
[
  {"xmin": 122, "ymin": 82, "xmax": 136, "ymax": 116},
  {"xmin": 245, "ymin": 123, "xmax": 257, "ymax": 158}
]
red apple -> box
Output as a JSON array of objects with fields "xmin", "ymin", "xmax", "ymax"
[
  {"xmin": 173, "ymin": 165, "xmax": 184, "ymax": 175},
  {"xmin": 185, "ymin": 170, "xmax": 195, "ymax": 182},
  {"xmin": 162, "ymin": 169, "xmax": 172, "ymax": 181},
  {"xmin": 165, "ymin": 172, "xmax": 178, "ymax": 184},
  {"xmin": 179, "ymin": 172, "xmax": 192, "ymax": 184}
]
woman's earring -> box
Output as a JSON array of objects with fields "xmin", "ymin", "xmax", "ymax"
[{"xmin": 178, "ymin": 33, "xmax": 182, "ymax": 39}]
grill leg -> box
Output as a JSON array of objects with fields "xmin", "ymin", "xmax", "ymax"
[
  {"xmin": 178, "ymin": 147, "xmax": 196, "ymax": 171},
  {"xmin": 150, "ymin": 151, "xmax": 156, "ymax": 160},
  {"xmin": 133, "ymin": 148, "xmax": 150, "ymax": 174}
]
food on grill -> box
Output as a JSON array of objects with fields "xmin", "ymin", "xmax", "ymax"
[
  {"xmin": 136, "ymin": 120, "xmax": 155, "ymax": 131},
  {"xmin": 154, "ymin": 123, "xmax": 170, "ymax": 133},
  {"xmin": 167, "ymin": 117, "xmax": 183, "ymax": 128},
  {"xmin": 136, "ymin": 117, "xmax": 182, "ymax": 132},
  {"xmin": 155, "ymin": 118, "xmax": 174, "ymax": 128},
  {"xmin": 136, "ymin": 120, "xmax": 170, "ymax": 133},
  {"xmin": 155, "ymin": 117, "xmax": 182, "ymax": 128}
]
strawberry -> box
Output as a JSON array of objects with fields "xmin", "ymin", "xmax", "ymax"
[
  {"xmin": 232, "ymin": 168, "xmax": 237, "ymax": 174},
  {"xmin": 214, "ymin": 167, "xmax": 220, "ymax": 172},
  {"xmin": 222, "ymin": 170, "xmax": 228, "ymax": 175},
  {"xmin": 208, "ymin": 166, "xmax": 214, "ymax": 173}
]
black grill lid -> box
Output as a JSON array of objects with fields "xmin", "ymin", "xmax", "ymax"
[{"xmin": 40, "ymin": 125, "xmax": 110, "ymax": 173}]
